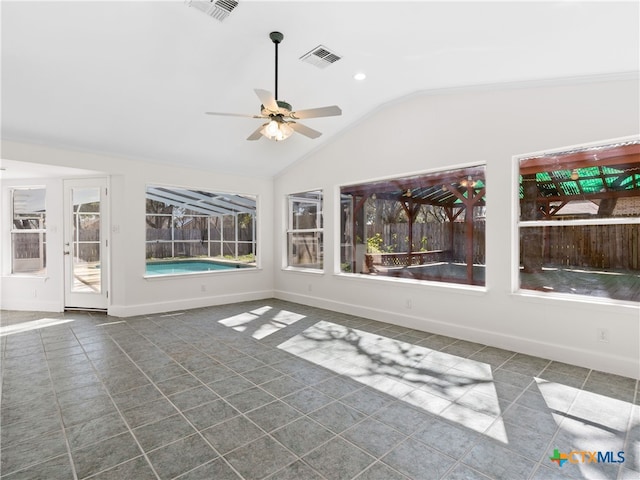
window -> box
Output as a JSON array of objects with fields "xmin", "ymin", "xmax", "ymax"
[
  {"xmin": 145, "ymin": 186, "xmax": 257, "ymax": 275},
  {"xmin": 11, "ymin": 187, "xmax": 46, "ymax": 274},
  {"xmin": 517, "ymin": 140, "xmax": 640, "ymax": 302},
  {"xmin": 287, "ymin": 190, "xmax": 323, "ymax": 269},
  {"xmin": 340, "ymin": 166, "xmax": 486, "ymax": 286}
]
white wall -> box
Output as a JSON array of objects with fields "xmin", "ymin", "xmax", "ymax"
[
  {"xmin": 1, "ymin": 142, "xmax": 274, "ymax": 317},
  {"xmin": 274, "ymin": 76, "xmax": 640, "ymax": 378},
  {"xmin": 1, "ymin": 176, "xmax": 65, "ymax": 311}
]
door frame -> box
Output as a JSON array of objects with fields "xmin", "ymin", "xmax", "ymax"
[{"xmin": 63, "ymin": 177, "xmax": 110, "ymax": 311}]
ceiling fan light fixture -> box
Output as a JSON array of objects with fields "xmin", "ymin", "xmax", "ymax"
[
  {"xmin": 261, "ymin": 119, "xmax": 293, "ymax": 142},
  {"xmin": 277, "ymin": 122, "xmax": 294, "ymax": 141},
  {"xmin": 266, "ymin": 119, "xmax": 280, "ymax": 136}
]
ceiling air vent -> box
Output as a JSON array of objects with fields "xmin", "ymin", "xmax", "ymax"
[
  {"xmin": 300, "ymin": 45, "xmax": 342, "ymax": 69},
  {"xmin": 186, "ymin": 0, "xmax": 239, "ymax": 22}
]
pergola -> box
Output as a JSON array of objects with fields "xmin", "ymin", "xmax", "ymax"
[
  {"xmin": 341, "ymin": 141, "xmax": 640, "ymax": 285},
  {"xmin": 519, "ymin": 141, "xmax": 640, "ymax": 272},
  {"xmin": 341, "ymin": 166, "xmax": 486, "ymax": 284},
  {"xmin": 520, "ymin": 142, "xmax": 640, "ymax": 214}
]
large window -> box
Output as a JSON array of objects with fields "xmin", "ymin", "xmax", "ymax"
[
  {"xmin": 287, "ymin": 190, "xmax": 323, "ymax": 270},
  {"xmin": 340, "ymin": 166, "xmax": 486, "ymax": 286},
  {"xmin": 145, "ymin": 186, "xmax": 257, "ymax": 275},
  {"xmin": 517, "ymin": 140, "xmax": 640, "ymax": 302},
  {"xmin": 11, "ymin": 187, "xmax": 46, "ymax": 274}
]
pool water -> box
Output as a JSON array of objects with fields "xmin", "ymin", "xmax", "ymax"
[{"xmin": 146, "ymin": 260, "xmax": 247, "ymax": 276}]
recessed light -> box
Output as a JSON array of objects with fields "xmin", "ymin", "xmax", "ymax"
[{"xmin": 353, "ymin": 72, "xmax": 366, "ymax": 81}]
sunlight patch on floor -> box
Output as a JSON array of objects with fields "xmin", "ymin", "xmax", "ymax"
[
  {"xmin": 95, "ymin": 320, "xmax": 126, "ymax": 327},
  {"xmin": 278, "ymin": 320, "xmax": 508, "ymax": 438},
  {"xmin": 218, "ymin": 306, "xmax": 305, "ymax": 340},
  {"xmin": 0, "ymin": 318, "xmax": 74, "ymax": 336}
]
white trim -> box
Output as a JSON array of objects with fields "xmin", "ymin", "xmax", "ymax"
[
  {"xmin": 144, "ymin": 183, "xmax": 259, "ymax": 270},
  {"xmin": 512, "ymin": 136, "xmax": 640, "ymax": 302},
  {"xmin": 285, "ymin": 189, "xmax": 324, "ymax": 271},
  {"xmin": 514, "ymin": 134, "xmax": 639, "ymax": 165},
  {"xmin": 520, "ymin": 217, "xmax": 640, "ymax": 227},
  {"xmin": 332, "ymin": 271, "xmax": 487, "ymax": 294},
  {"xmin": 282, "ymin": 267, "xmax": 324, "ymax": 275},
  {"xmin": 108, "ymin": 289, "xmax": 274, "ymax": 318},
  {"xmin": 143, "ymin": 266, "xmax": 260, "ymax": 280},
  {"xmin": 334, "ymin": 163, "xmax": 488, "ymax": 281},
  {"xmin": 0, "ymin": 299, "xmax": 61, "ymax": 312},
  {"xmin": 336, "ymin": 160, "xmax": 487, "ymax": 192},
  {"xmin": 274, "ymin": 289, "xmax": 640, "ymax": 379},
  {"xmin": 512, "ymin": 290, "xmax": 639, "ymax": 314}
]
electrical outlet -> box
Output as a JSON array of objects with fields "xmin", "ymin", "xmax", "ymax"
[
  {"xmin": 308, "ymin": 283, "xmax": 312, "ymax": 292},
  {"xmin": 597, "ymin": 328, "xmax": 610, "ymax": 343},
  {"xmin": 200, "ymin": 284, "xmax": 207, "ymax": 292},
  {"xmin": 405, "ymin": 298, "xmax": 412, "ymax": 309}
]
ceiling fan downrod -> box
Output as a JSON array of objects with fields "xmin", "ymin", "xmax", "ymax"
[{"xmin": 270, "ymin": 31, "xmax": 283, "ymax": 101}]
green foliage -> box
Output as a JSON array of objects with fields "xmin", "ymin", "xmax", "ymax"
[
  {"xmin": 223, "ymin": 253, "xmax": 255, "ymax": 263},
  {"xmin": 367, "ymin": 233, "xmax": 385, "ymax": 253}
]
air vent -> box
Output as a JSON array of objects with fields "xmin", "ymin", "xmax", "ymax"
[
  {"xmin": 300, "ymin": 45, "xmax": 342, "ymax": 69},
  {"xmin": 186, "ymin": 0, "xmax": 239, "ymax": 22}
]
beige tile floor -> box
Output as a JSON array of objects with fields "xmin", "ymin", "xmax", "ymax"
[{"xmin": 1, "ymin": 299, "xmax": 638, "ymax": 479}]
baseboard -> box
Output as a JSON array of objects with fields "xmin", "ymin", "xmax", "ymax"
[
  {"xmin": 0, "ymin": 299, "xmax": 62, "ymax": 313},
  {"xmin": 108, "ymin": 290, "xmax": 274, "ymax": 318},
  {"xmin": 274, "ymin": 290, "xmax": 640, "ymax": 379}
]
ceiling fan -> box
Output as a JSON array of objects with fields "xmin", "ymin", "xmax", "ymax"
[{"xmin": 206, "ymin": 31, "xmax": 342, "ymax": 141}]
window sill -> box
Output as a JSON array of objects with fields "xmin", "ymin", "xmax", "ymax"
[
  {"xmin": 333, "ymin": 272, "xmax": 486, "ymax": 294},
  {"xmin": 282, "ymin": 267, "xmax": 324, "ymax": 275},
  {"xmin": 512, "ymin": 289, "xmax": 639, "ymax": 312},
  {"xmin": 144, "ymin": 267, "xmax": 260, "ymax": 280},
  {"xmin": 4, "ymin": 273, "xmax": 49, "ymax": 280}
]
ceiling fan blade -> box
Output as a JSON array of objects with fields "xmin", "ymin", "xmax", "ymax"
[
  {"xmin": 254, "ymin": 89, "xmax": 279, "ymax": 113},
  {"xmin": 205, "ymin": 112, "xmax": 264, "ymax": 119},
  {"xmin": 290, "ymin": 105, "xmax": 342, "ymax": 120},
  {"xmin": 290, "ymin": 122, "xmax": 322, "ymax": 139},
  {"xmin": 247, "ymin": 124, "xmax": 265, "ymax": 141}
]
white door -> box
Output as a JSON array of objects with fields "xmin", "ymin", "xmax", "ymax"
[{"xmin": 63, "ymin": 178, "xmax": 109, "ymax": 310}]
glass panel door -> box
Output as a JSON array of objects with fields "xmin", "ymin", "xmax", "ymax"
[
  {"xmin": 64, "ymin": 179, "xmax": 108, "ymax": 310},
  {"xmin": 71, "ymin": 187, "xmax": 101, "ymax": 292}
]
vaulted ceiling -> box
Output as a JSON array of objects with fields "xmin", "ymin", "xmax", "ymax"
[{"xmin": 1, "ymin": 1, "xmax": 638, "ymax": 178}]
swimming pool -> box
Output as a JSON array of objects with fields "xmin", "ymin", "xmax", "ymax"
[{"xmin": 145, "ymin": 260, "xmax": 250, "ymax": 276}]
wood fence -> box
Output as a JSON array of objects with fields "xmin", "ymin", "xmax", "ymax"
[
  {"xmin": 368, "ymin": 221, "xmax": 640, "ymax": 270},
  {"xmin": 521, "ymin": 223, "xmax": 639, "ymax": 270},
  {"xmin": 367, "ymin": 223, "xmax": 486, "ymax": 264}
]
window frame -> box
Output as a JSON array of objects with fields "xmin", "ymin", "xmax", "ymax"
[
  {"xmin": 512, "ymin": 136, "xmax": 640, "ymax": 304},
  {"xmin": 145, "ymin": 184, "xmax": 258, "ymax": 277},
  {"xmin": 285, "ymin": 190, "xmax": 324, "ymax": 272},
  {"xmin": 10, "ymin": 186, "xmax": 47, "ymax": 276},
  {"xmin": 337, "ymin": 164, "xmax": 487, "ymax": 288}
]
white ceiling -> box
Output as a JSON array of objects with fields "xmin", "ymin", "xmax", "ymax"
[{"xmin": 2, "ymin": 1, "xmax": 638, "ymax": 178}]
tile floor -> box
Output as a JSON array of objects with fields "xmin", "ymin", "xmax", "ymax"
[{"xmin": 0, "ymin": 299, "xmax": 638, "ymax": 480}]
